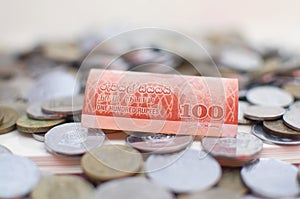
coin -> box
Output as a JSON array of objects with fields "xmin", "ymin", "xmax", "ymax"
[
  {"xmin": 31, "ymin": 175, "xmax": 93, "ymax": 199},
  {"xmin": 33, "ymin": 133, "xmax": 46, "ymax": 142},
  {"xmin": 185, "ymin": 188, "xmax": 241, "ymax": 199},
  {"xmin": 283, "ymin": 108, "xmax": 300, "ymax": 131},
  {"xmin": 243, "ymin": 105, "xmax": 285, "ymax": 121},
  {"xmin": 263, "ymin": 120, "xmax": 300, "ymax": 139},
  {"xmin": 16, "ymin": 115, "xmax": 65, "ymax": 133},
  {"xmin": 27, "ymin": 103, "xmax": 65, "ymax": 120},
  {"xmin": 201, "ymin": 132, "xmax": 263, "ymax": 167},
  {"xmin": 45, "ymin": 122, "xmax": 105, "ymax": 155},
  {"xmin": 0, "ymin": 154, "xmax": 40, "ymax": 198},
  {"xmin": 252, "ymin": 124, "xmax": 300, "ymax": 145},
  {"xmin": 145, "ymin": 149, "xmax": 221, "ymax": 193},
  {"xmin": 283, "ymin": 82, "xmax": 300, "ymax": 99},
  {"xmin": 0, "ymin": 106, "xmax": 19, "ymax": 134},
  {"xmin": 241, "ymin": 158, "xmax": 300, "ymax": 198},
  {"xmin": 0, "ymin": 145, "xmax": 12, "ymax": 154},
  {"xmin": 81, "ymin": 145, "xmax": 143, "ymax": 182},
  {"xmin": 126, "ymin": 132, "xmax": 193, "ymax": 154},
  {"xmin": 246, "ymin": 86, "xmax": 293, "ymax": 107},
  {"xmin": 93, "ymin": 177, "xmax": 173, "ymax": 199},
  {"xmin": 0, "ymin": 111, "xmax": 3, "ymax": 125},
  {"xmin": 238, "ymin": 101, "xmax": 252, "ymax": 125}
]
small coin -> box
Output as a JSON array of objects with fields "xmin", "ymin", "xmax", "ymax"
[
  {"xmin": 27, "ymin": 103, "xmax": 65, "ymax": 120},
  {"xmin": 201, "ymin": 132, "xmax": 263, "ymax": 167},
  {"xmin": 246, "ymin": 86, "xmax": 293, "ymax": 107},
  {"xmin": 0, "ymin": 106, "xmax": 19, "ymax": 134},
  {"xmin": 42, "ymin": 95, "xmax": 84, "ymax": 115},
  {"xmin": 185, "ymin": 188, "xmax": 242, "ymax": 199},
  {"xmin": 238, "ymin": 101, "xmax": 252, "ymax": 125},
  {"xmin": 81, "ymin": 145, "xmax": 143, "ymax": 182},
  {"xmin": 283, "ymin": 82, "xmax": 300, "ymax": 99},
  {"xmin": 0, "ymin": 154, "xmax": 40, "ymax": 198},
  {"xmin": 0, "ymin": 145, "xmax": 12, "ymax": 154},
  {"xmin": 263, "ymin": 120, "xmax": 300, "ymax": 139},
  {"xmin": 283, "ymin": 108, "xmax": 300, "ymax": 131},
  {"xmin": 241, "ymin": 158, "xmax": 300, "ymax": 198},
  {"xmin": 252, "ymin": 124, "xmax": 300, "ymax": 145},
  {"xmin": 243, "ymin": 105, "xmax": 285, "ymax": 121},
  {"xmin": 31, "ymin": 175, "xmax": 93, "ymax": 199},
  {"xmin": 16, "ymin": 115, "xmax": 65, "ymax": 133},
  {"xmin": 33, "ymin": 133, "xmax": 46, "ymax": 142},
  {"xmin": 126, "ymin": 133, "xmax": 193, "ymax": 154},
  {"xmin": 45, "ymin": 122, "xmax": 105, "ymax": 155},
  {"xmin": 145, "ymin": 149, "xmax": 221, "ymax": 193},
  {"xmin": 93, "ymin": 177, "xmax": 173, "ymax": 199}
]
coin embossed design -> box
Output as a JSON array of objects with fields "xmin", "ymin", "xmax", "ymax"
[
  {"xmin": 283, "ymin": 108, "xmax": 300, "ymax": 131},
  {"xmin": 263, "ymin": 120, "xmax": 300, "ymax": 139},
  {"xmin": 0, "ymin": 106, "xmax": 19, "ymax": 134},
  {"xmin": 243, "ymin": 106, "xmax": 285, "ymax": 121},
  {"xmin": 27, "ymin": 103, "xmax": 65, "ymax": 120}
]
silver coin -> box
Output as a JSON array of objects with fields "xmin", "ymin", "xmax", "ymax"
[
  {"xmin": 45, "ymin": 122, "xmax": 105, "ymax": 155},
  {"xmin": 0, "ymin": 145, "xmax": 12, "ymax": 154},
  {"xmin": 27, "ymin": 103, "xmax": 65, "ymax": 120},
  {"xmin": 145, "ymin": 149, "xmax": 221, "ymax": 193},
  {"xmin": 243, "ymin": 105, "xmax": 285, "ymax": 121},
  {"xmin": 246, "ymin": 86, "xmax": 293, "ymax": 107},
  {"xmin": 241, "ymin": 158, "xmax": 300, "ymax": 198},
  {"xmin": 126, "ymin": 133, "xmax": 193, "ymax": 154},
  {"xmin": 251, "ymin": 124, "xmax": 300, "ymax": 145},
  {"xmin": 0, "ymin": 154, "xmax": 40, "ymax": 198},
  {"xmin": 93, "ymin": 177, "xmax": 173, "ymax": 199},
  {"xmin": 238, "ymin": 101, "xmax": 252, "ymax": 124},
  {"xmin": 33, "ymin": 133, "xmax": 46, "ymax": 142},
  {"xmin": 283, "ymin": 108, "xmax": 300, "ymax": 131}
]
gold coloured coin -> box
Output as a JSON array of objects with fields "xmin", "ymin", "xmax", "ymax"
[
  {"xmin": 263, "ymin": 120, "xmax": 300, "ymax": 139},
  {"xmin": 81, "ymin": 145, "xmax": 143, "ymax": 182},
  {"xmin": 0, "ymin": 106, "xmax": 19, "ymax": 134}
]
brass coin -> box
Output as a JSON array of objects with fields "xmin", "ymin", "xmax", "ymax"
[
  {"xmin": 263, "ymin": 120, "xmax": 300, "ymax": 139},
  {"xmin": 283, "ymin": 82, "xmax": 300, "ymax": 99},
  {"xmin": 16, "ymin": 115, "xmax": 65, "ymax": 133},
  {"xmin": 81, "ymin": 145, "xmax": 143, "ymax": 182},
  {"xmin": 0, "ymin": 106, "xmax": 19, "ymax": 134},
  {"xmin": 244, "ymin": 105, "xmax": 285, "ymax": 121},
  {"xmin": 31, "ymin": 175, "xmax": 93, "ymax": 199}
]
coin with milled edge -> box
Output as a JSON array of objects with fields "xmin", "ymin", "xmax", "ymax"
[
  {"xmin": 16, "ymin": 115, "xmax": 65, "ymax": 133},
  {"xmin": 0, "ymin": 154, "xmax": 40, "ymax": 198},
  {"xmin": 238, "ymin": 101, "xmax": 252, "ymax": 125},
  {"xmin": 244, "ymin": 105, "xmax": 285, "ymax": 121},
  {"xmin": 0, "ymin": 106, "xmax": 19, "ymax": 134},
  {"xmin": 283, "ymin": 82, "xmax": 300, "ymax": 99},
  {"xmin": 252, "ymin": 124, "xmax": 300, "ymax": 145},
  {"xmin": 45, "ymin": 122, "xmax": 105, "ymax": 155},
  {"xmin": 263, "ymin": 120, "xmax": 300, "ymax": 139},
  {"xmin": 126, "ymin": 133, "xmax": 193, "ymax": 154},
  {"xmin": 31, "ymin": 175, "xmax": 93, "ymax": 199},
  {"xmin": 185, "ymin": 188, "xmax": 241, "ymax": 199},
  {"xmin": 33, "ymin": 133, "xmax": 46, "ymax": 142},
  {"xmin": 241, "ymin": 158, "xmax": 300, "ymax": 198},
  {"xmin": 145, "ymin": 149, "xmax": 221, "ymax": 193},
  {"xmin": 246, "ymin": 86, "xmax": 293, "ymax": 107},
  {"xmin": 93, "ymin": 177, "xmax": 173, "ymax": 199},
  {"xmin": 27, "ymin": 103, "xmax": 65, "ymax": 120},
  {"xmin": 283, "ymin": 108, "xmax": 300, "ymax": 131},
  {"xmin": 0, "ymin": 145, "xmax": 12, "ymax": 154},
  {"xmin": 81, "ymin": 145, "xmax": 143, "ymax": 182}
]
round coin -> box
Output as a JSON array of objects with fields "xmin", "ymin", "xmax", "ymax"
[
  {"xmin": 246, "ymin": 86, "xmax": 293, "ymax": 107},
  {"xmin": 16, "ymin": 115, "xmax": 65, "ymax": 133},
  {"xmin": 283, "ymin": 82, "xmax": 300, "ymax": 99},
  {"xmin": 185, "ymin": 188, "xmax": 241, "ymax": 199},
  {"xmin": 145, "ymin": 149, "xmax": 221, "ymax": 193},
  {"xmin": 263, "ymin": 120, "xmax": 300, "ymax": 139},
  {"xmin": 27, "ymin": 103, "xmax": 65, "ymax": 120},
  {"xmin": 283, "ymin": 108, "xmax": 300, "ymax": 131},
  {"xmin": 81, "ymin": 145, "xmax": 143, "ymax": 182},
  {"xmin": 241, "ymin": 158, "xmax": 300, "ymax": 198},
  {"xmin": 0, "ymin": 154, "xmax": 40, "ymax": 198},
  {"xmin": 244, "ymin": 105, "xmax": 285, "ymax": 121},
  {"xmin": 45, "ymin": 122, "xmax": 105, "ymax": 155},
  {"xmin": 0, "ymin": 145, "xmax": 12, "ymax": 154},
  {"xmin": 31, "ymin": 175, "xmax": 93, "ymax": 199},
  {"xmin": 0, "ymin": 106, "xmax": 19, "ymax": 134},
  {"xmin": 126, "ymin": 133, "xmax": 193, "ymax": 154},
  {"xmin": 33, "ymin": 133, "xmax": 46, "ymax": 142},
  {"xmin": 93, "ymin": 177, "xmax": 173, "ymax": 199}
]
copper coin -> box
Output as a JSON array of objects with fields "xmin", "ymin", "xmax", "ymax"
[
  {"xmin": 238, "ymin": 101, "xmax": 252, "ymax": 125},
  {"xmin": 283, "ymin": 108, "xmax": 300, "ymax": 131},
  {"xmin": 0, "ymin": 106, "xmax": 19, "ymax": 134},
  {"xmin": 263, "ymin": 120, "xmax": 300, "ymax": 139},
  {"xmin": 27, "ymin": 103, "xmax": 65, "ymax": 120},
  {"xmin": 0, "ymin": 145, "xmax": 12, "ymax": 154},
  {"xmin": 244, "ymin": 105, "xmax": 285, "ymax": 121},
  {"xmin": 283, "ymin": 82, "xmax": 300, "ymax": 99}
]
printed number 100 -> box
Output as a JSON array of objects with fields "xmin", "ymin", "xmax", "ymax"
[{"xmin": 180, "ymin": 104, "xmax": 223, "ymax": 120}]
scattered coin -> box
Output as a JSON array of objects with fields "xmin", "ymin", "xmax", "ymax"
[
  {"xmin": 263, "ymin": 120, "xmax": 300, "ymax": 139},
  {"xmin": 0, "ymin": 154, "xmax": 40, "ymax": 198},
  {"xmin": 126, "ymin": 132, "xmax": 193, "ymax": 154},
  {"xmin": 0, "ymin": 106, "xmax": 19, "ymax": 134},
  {"xmin": 238, "ymin": 101, "xmax": 252, "ymax": 125},
  {"xmin": 241, "ymin": 158, "xmax": 300, "ymax": 198},
  {"xmin": 201, "ymin": 132, "xmax": 263, "ymax": 167},
  {"xmin": 283, "ymin": 82, "xmax": 300, "ymax": 99},
  {"xmin": 246, "ymin": 86, "xmax": 293, "ymax": 107},
  {"xmin": 33, "ymin": 133, "xmax": 46, "ymax": 142},
  {"xmin": 45, "ymin": 122, "xmax": 105, "ymax": 155},
  {"xmin": 0, "ymin": 145, "xmax": 12, "ymax": 154},
  {"xmin": 31, "ymin": 175, "xmax": 93, "ymax": 199},
  {"xmin": 16, "ymin": 115, "xmax": 65, "ymax": 133},
  {"xmin": 243, "ymin": 105, "xmax": 285, "ymax": 121},
  {"xmin": 185, "ymin": 188, "xmax": 241, "ymax": 199},
  {"xmin": 81, "ymin": 145, "xmax": 143, "ymax": 182},
  {"xmin": 283, "ymin": 108, "xmax": 300, "ymax": 131},
  {"xmin": 145, "ymin": 149, "xmax": 221, "ymax": 193},
  {"xmin": 27, "ymin": 103, "xmax": 65, "ymax": 120},
  {"xmin": 93, "ymin": 177, "xmax": 173, "ymax": 199}
]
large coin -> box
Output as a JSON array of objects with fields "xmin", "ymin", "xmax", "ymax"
[
  {"xmin": 283, "ymin": 108, "xmax": 300, "ymax": 131},
  {"xmin": 31, "ymin": 175, "xmax": 93, "ymax": 199},
  {"xmin": 81, "ymin": 145, "xmax": 143, "ymax": 182},
  {"xmin": 263, "ymin": 120, "xmax": 300, "ymax": 139},
  {"xmin": 93, "ymin": 177, "xmax": 173, "ymax": 199},
  {"xmin": 185, "ymin": 188, "xmax": 241, "ymax": 199},
  {"xmin": 283, "ymin": 82, "xmax": 300, "ymax": 99},
  {"xmin": 16, "ymin": 115, "xmax": 65, "ymax": 133},
  {"xmin": 27, "ymin": 103, "xmax": 65, "ymax": 120},
  {"xmin": 45, "ymin": 122, "xmax": 105, "ymax": 155},
  {"xmin": 201, "ymin": 132, "xmax": 263, "ymax": 167},
  {"xmin": 145, "ymin": 149, "xmax": 221, "ymax": 193},
  {"xmin": 0, "ymin": 106, "xmax": 19, "ymax": 134},
  {"xmin": 0, "ymin": 154, "xmax": 40, "ymax": 198},
  {"xmin": 241, "ymin": 158, "xmax": 300, "ymax": 198},
  {"xmin": 246, "ymin": 86, "xmax": 293, "ymax": 107},
  {"xmin": 42, "ymin": 95, "xmax": 84, "ymax": 115},
  {"xmin": 243, "ymin": 105, "xmax": 285, "ymax": 121},
  {"xmin": 0, "ymin": 145, "xmax": 12, "ymax": 154},
  {"xmin": 126, "ymin": 132, "xmax": 193, "ymax": 154}
]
